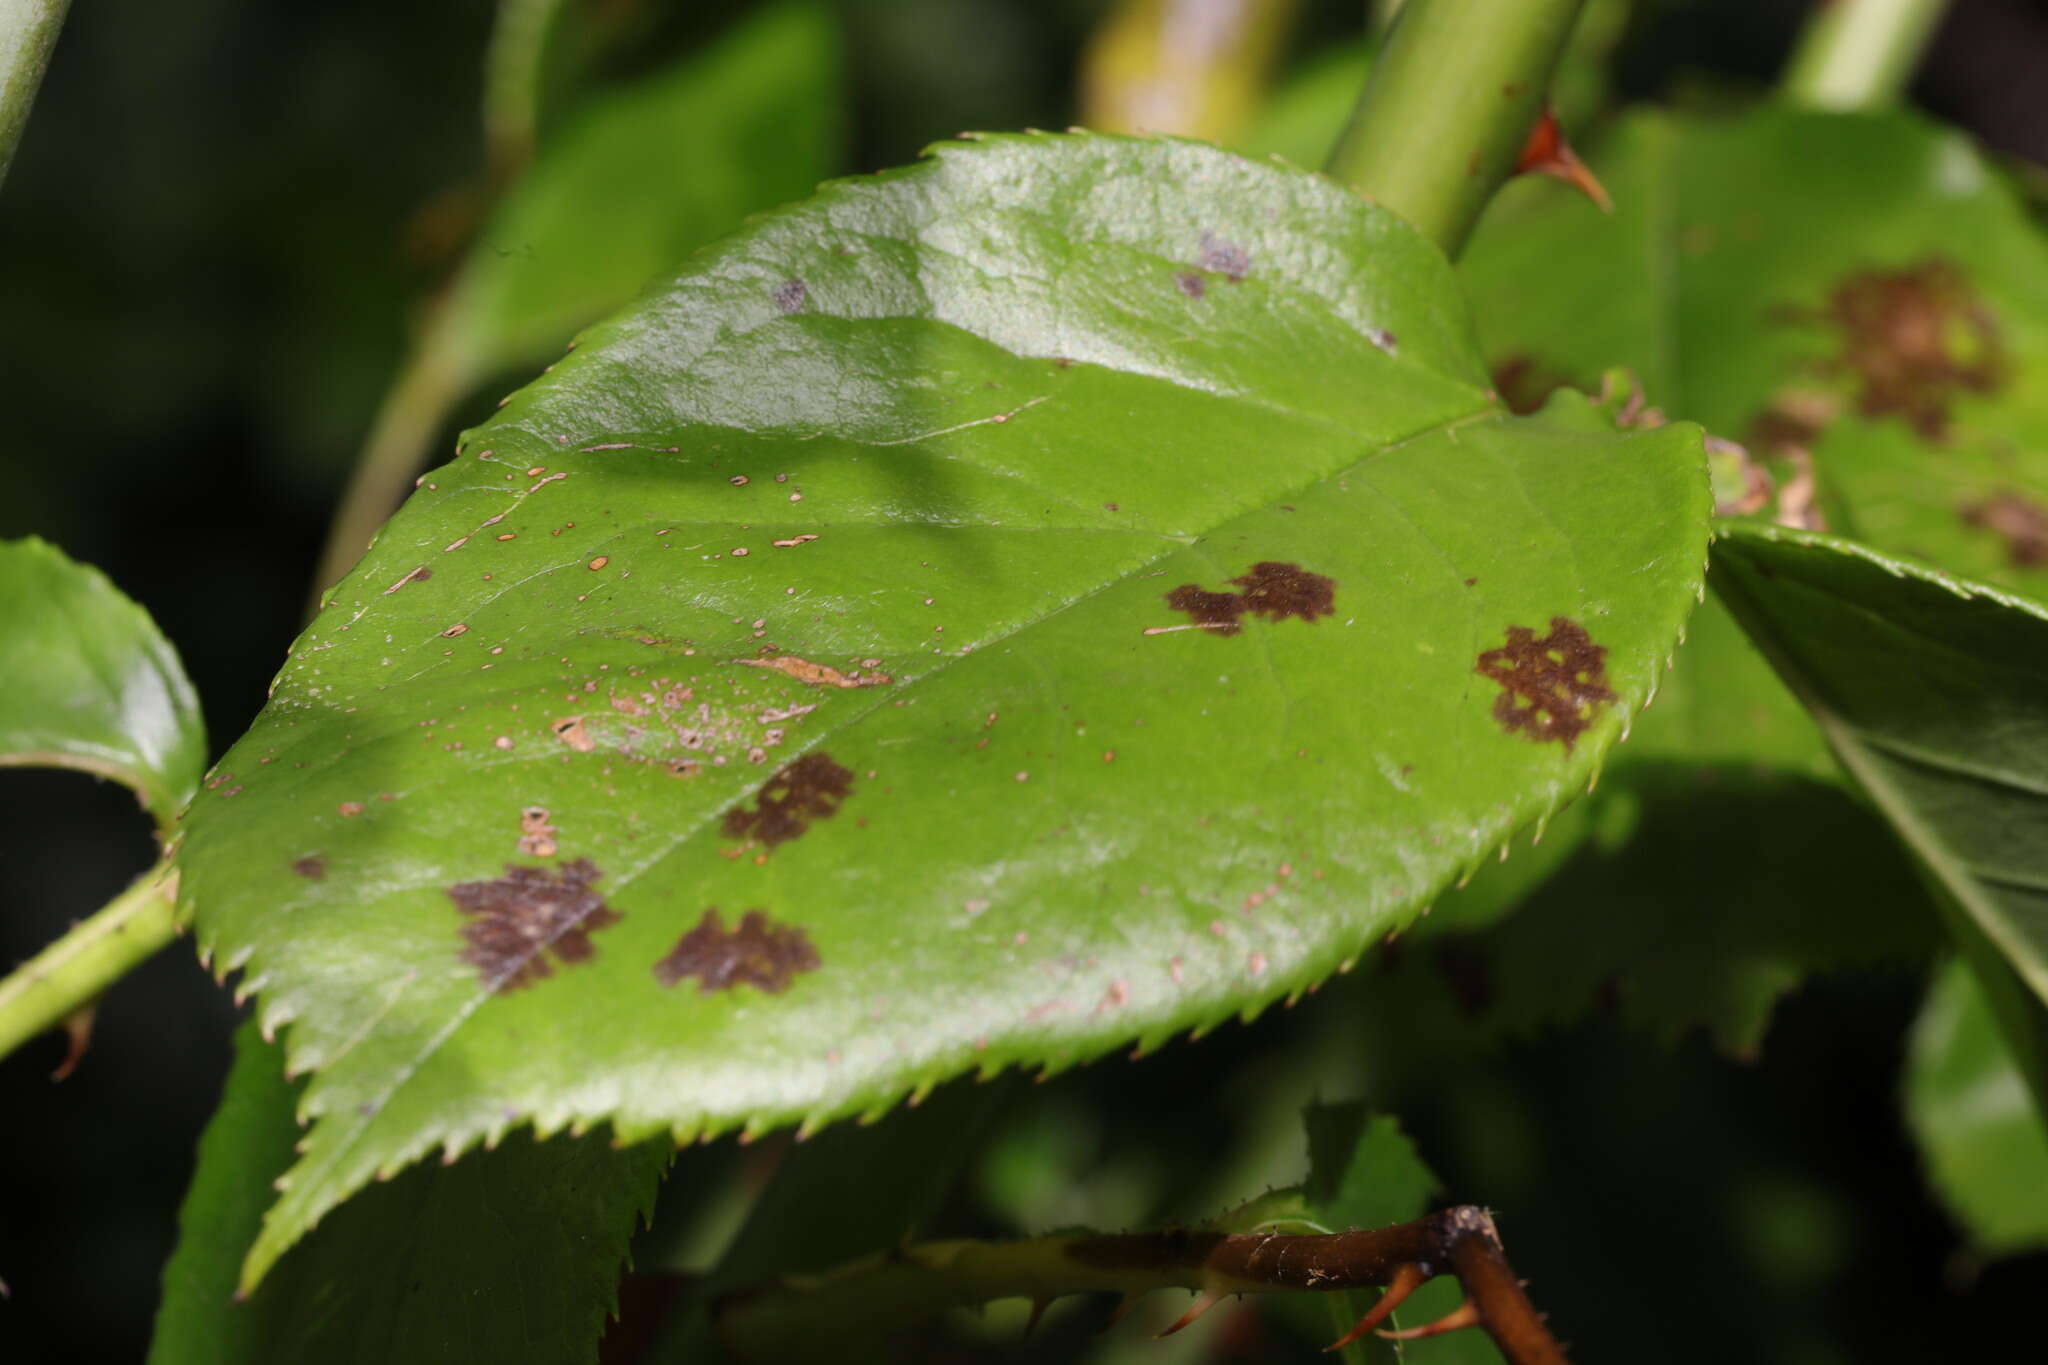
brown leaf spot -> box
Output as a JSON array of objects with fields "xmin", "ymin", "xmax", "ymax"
[
  {"xmin": 1230, "ymin": 561, "xmax": 1336, "ymax": 623},
  {"xmin": 384, "ymin": 565, "xmax": 432, "ymax": 594},
  {"xmin": 1474, "ymin": 617, "xmax": 1616, "ymax": 752},
  {"xmin": 735, "ymin": 655, "xmax": 891, "ymax": 688},
  {"xmin": 1782, "ymin": 258, "xmax": 2006, "ymax": 441},
  {"xmin": 1174, "ymin": 271, "xmax": 1206, "ymax": 299},
  {"xmin": 1160, "ymin": 562, "xmax": 1336, "ymax": 636},
  {"xmin": 337, "ymin": 801, "xmax": 365, "ymax": 817},
  {"xmin": 291, "ymin": 855, "xmax": 326, "ymax": 880},
  {"xmin": 772, "ymin": 278, "xmax": 808, "ymax": 314},
  {"xmin": 653, "ymin": 908, "xmax": 819, "ymax": 994},
  {"xmin": 722, "ymin": 752, "xmax": 855, "ymax": 848},
  {"xmin": 1197, "ymin": 232, "xmax": 1251, "ymax": 281},
  {"xmin": 448, "ymin": 858, "xmax": 620, "ymax": 993},
  {"xmin": 1963, "ymin": 490, "xmax": 2048, "ymax": 568}
]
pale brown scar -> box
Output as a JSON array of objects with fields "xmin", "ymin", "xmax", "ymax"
[
  {"xmin": 653, "ymin": 908, "xmax": 819, "ymax": 994},
  {"xmin": 448, "ymin": 858, "xmax": 620, "ymax": 993},
  {"xmin": 1474, "ymin": 617, "xmax": 1616, "ymax": 752},
  {"xmin": 736, "ymin": 655, "xmax": 891, "ymax": 689},
  {"xmin": 551, "ymin": 715, "xmax": 596, "ymax": 751},
  {"xmin": 517, "ymin": 806, "xmax": 558, "ymax": 858}
]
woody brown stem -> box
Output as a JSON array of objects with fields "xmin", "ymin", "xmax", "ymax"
[{"xmin": 713, "ymin": 1205, "xmax": 1569, "ymax": 1363}]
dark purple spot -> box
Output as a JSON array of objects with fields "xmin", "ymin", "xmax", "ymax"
[
  {"xmin": 654, "ymin": 908, "xmax": 819, "ymax": 994},
  {"xmin": 291, "ymin": 855, "xmax": 326, "ymax": 881},
  {"xmin": 1778, "ymin": 257, "xmax": 2006, "ymax": 441},
  {"xmin": 1175, "ymin": 271, "xmax": 1206, "ymax": 299},
  {"xmin": 1163, "ymin": 562, "xmax": 1336, "ymax": 636},
  {"xmin": 1197, "ymin": 232, "xmax": 1251, "ymax": 282},
  {"xmin": 772, "ymin": 278, "xmax": 808, "ymax": 313},
  {"xmin": 448, "ymin": 858, "xmax": 621, "ymax": 992},
  {"xmin": 1474, "ymin": 617, "xmax": 1616, "ymax": 752},
  {"xmin": 722, "ymin": 752, "xmax": 855, "ymax": 848}
]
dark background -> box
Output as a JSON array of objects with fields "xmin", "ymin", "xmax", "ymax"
[{"xmin": 4, "ymin": 2, "xmax": 2046, "ymax": 1361}]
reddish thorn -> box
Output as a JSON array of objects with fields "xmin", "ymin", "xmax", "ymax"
[
  {"xmin": 1514, "ymin": 105, "xmax": 1613, "ymax": 212},
  {"xmin": 1156, "ymin": 1290, "xmax": 1220, "ymax": 1338},
  {"xmin": 50, "ymin": 1005, "xmax": 96, "ymax": 1082},
  {"xmin": 1379, "ymin": 1297, "xmax": 1482, "ymax": 1341},
  {"xmin": 1326, "ymin": 1262, "xmax": 1427, "ymax": 1350},
  {"xmin": 1022, "ymin": 1297, "xmax": 1053, "ymax": 1338},
  {"xmin": 1105, "ymin": 1291, "xmax": 1144, "ymax": 1329}
]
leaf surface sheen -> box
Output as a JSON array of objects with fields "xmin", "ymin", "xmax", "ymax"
[{"xmin": 175, "ymin": 132, "xmax": 1710, "ymax": 1289}]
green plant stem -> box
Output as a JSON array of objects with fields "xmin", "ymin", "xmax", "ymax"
[
  {"xmin": 0, "ymin": 858, "xmax": 178, "ymax": 1065},
  {"xmin": 1781, "ymin": 0, "xmax": 1948, "ymax": 110},
  {"xmin": 0, "ymin": 0, "xmax": 70, "ymax": 190},
  {"xmin": 311, "ymin": 332, "xmax": 470, "ymax": 600},
  {"xmin": 1323, "ymin": 0, "xmax": 1587, "ymax": 257},
  {"xmin": 714, "ymin": 1207, "xmax": 1569, "ymax": 1364}
]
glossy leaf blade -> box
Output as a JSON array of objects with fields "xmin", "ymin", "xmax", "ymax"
[
  {"xmin": 0, "ymin": 536, "xmax": 204, "ymax": 827},
  {"xmin": 176, "ymin": 132, "xmax": 1710, "ymax": 1290},
  {"xmin": 150, "ymin": 1020, "xmax": 667, "ymax": 1365},
  {"xmin": 1711, "ymin": 524, "xmax": 2048, "ymax": 1017}
]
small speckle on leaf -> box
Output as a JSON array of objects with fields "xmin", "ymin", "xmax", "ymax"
[
  {"xmin": 337, "ymin": 801, "xmax": 365, "ymax": 818},
  {"xmin": 291, "ymin": 855, "xmax": 326, "ymax": 880},
  {"xmin": 1962, "ymin": 490, "xmax": 2048, "ymax": 567},
  {"xmin": 1157, "ymin": 562, "xmax": 1336, "ymax": 636},
  {"xmin": 722, "ymin": 752, "xmax": 855, "ymax": 848},
  {"xmin": 654, "ymin": 908, "xmax": 819, "ymax": 994},
  {"xmin": 1474, "ymin": 617, "xmax": 1616, "ymax": 752},
  {"xmin": 517, "ymin": 806, "xmax": 558, "ymax": 858},
  {"xmin": 1174, "ymin": 271, "xmax": 1206, "ymax": 299},
  {"xmin": 448, "ymin": 858, "xmax": 621, "ymax": 993},
  {"xmin": 772, "ymin": 279, "xmax": 808, "ymax": 314}
]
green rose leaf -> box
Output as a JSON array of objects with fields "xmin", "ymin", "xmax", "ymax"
[
  {"xmin": 0, "ymin": 536, "xmax": 204, "ymax": 828},
  {"xmin": 1464, "ymin": 106, "xmax": 2048, "ymax": 595},
  {"xmin": 1904, "ymin": 959, "xmax": 2048, "ymax": 1257},
  {"xmin": 177, "ymin": 131, "xmax": 1709, "ymax": 1291},
  {"xmin": 150, "ymin": 1021, "xmax": 666, "ymax": 1364},
  {"xmin": 1712, "ymin": 523, "xmax": 2048, "ymax": 1100}
]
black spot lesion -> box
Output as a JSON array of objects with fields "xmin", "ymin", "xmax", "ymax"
[
  {"xmin": 1778, "ymin": 257, "xmax": 2006, "ymax": 442},
  {"xmin": 653, "ymin": 908, "xmax": 819, "ymax": 994},
  {"xmin": 722, "ymin": 752, "xmax": 855, "ymax": 848},
  {"xmin": 1474, "ymin": 617, "xmax": 1616, "ymax": 752},
  {"xmin": 448, "ymin": 858, "xmax": 621, "ymax": 992},
  {"xmin": 1962, "ymin": 490, "xmax": 2048, "ymax": 568},
  {"xmin": 1161, "ymin": 562, "xmax": 1337, "ymax": 636},
  {"xmin": 291, "ymin": 855, "xmax": 326, "ymax": 881}
]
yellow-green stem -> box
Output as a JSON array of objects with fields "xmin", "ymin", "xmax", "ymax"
[
  {"xmin": 0, "ymin": 858, "xmax": 178, "ymax": 1064},
  {"xmin": 1782, "ymin": 0, "xmax": 1949, "ymax": 111},
  {"xmin": 1323, "ymin": 0, "xmax": 1587, "ymax": 258}
]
